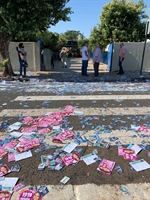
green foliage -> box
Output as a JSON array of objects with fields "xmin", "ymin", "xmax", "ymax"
[
  {"xmin": 77, "ymin": 39, "xmax": 89, "ymax": 50},
  {"xmin": 89, "ymin": 0, "xmax": 149, "ymax": 49},
  {"xmin": 0, "ymin": 59, "xmax": 8, "ymax": 68},
  {"xmin": 63, "ymin": 30, "xmax": 81, "ymax": 40},
  {"xmin": 0, "ymin": 0, "xmax": 72, "ymax": 40},
  {"xmin": 89, "ymin": 26, "xmax": 105, "ymax": 51},
  {"xmin": 34, "ymin": 30, "xmax": 83, "ymax": 51},
  {"xmin": 57, "ymin": 34, "xmax": 68, "ymax": 50},
  {"xmin": 36, "ymin": 31, "xmax": 59, "ymax": 51}
]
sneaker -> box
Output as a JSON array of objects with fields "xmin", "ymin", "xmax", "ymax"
[
  {"xmin": 62, "ymin": 66, "xmax": 64, "ymax": 68},
  {"xmin": 65, "ymin": 65, "xmax": 67, "ymax": 68}
]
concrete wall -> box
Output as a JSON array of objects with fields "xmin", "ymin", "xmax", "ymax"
[
  {"xmin": 111, "ymin": 42, "xmax": 150, "ymax": 72},
  {"xmin": 0, "ymin": 42, "xmax": 41, "ymax": 72}
]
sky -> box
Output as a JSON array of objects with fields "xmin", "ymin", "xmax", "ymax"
[{"xmin": 49, "ymin": 0, "xmax": 150, "ymax": 38}]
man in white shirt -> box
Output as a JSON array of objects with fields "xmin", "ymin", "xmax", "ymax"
[{"xmin": 81, "ymin": 42, "xmax": 89, "ymax": 76}]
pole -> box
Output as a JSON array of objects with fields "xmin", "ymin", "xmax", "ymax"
[{"xmin": 140, "ymin": 21, "xmax": 149, "ymax": 75}]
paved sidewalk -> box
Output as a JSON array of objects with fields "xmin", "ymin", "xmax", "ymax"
[
  {"xmin": 11, "ymin": 183, "xmax": 150, "ymax": 200},
  {"xmin": 0, "ymin": 58, "xmax": 150, "ymax": 82}
]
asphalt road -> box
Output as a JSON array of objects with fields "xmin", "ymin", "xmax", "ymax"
[{"xmin": 0, "ymin": 58, "xmax": 150, "ymax": 200}]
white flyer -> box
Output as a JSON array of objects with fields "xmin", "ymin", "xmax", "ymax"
[
  {"xmin": 62, "ymin": 142, "xmax": 78, "ymax": 153},
  {"xmin": 129, "ymin": 159, "xmax": 150, "ymax": 172}
]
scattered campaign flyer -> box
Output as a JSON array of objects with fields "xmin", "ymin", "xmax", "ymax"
[
  {"xmin": 7, "ymin": 122, "xmax": 22, "ymax": 132},
  {"xmin": 73, "ymin": 110, "xmax": 83, "ymax": 115},
  {"xmin": 62, "ymin": 155, "xmax": 77, "ymax": 166},
  {"xmin": 10, "ymin": 131, "xmax": 23, "ymax": 138},
  {"xmin": 97, "ymin": 158, "xmax": 115, "ymax": 175},
  {"xmin": 0, "ymin": 164, "xmax": 11, "ymax": 177},
  {"xmin": 22, "ymin": 116, "xmax": 33, "ymax": 125},
  {"xmin": 118, "ymin": 147, "xmax": 135, "ymax": 156},
  {"xmin": 3, "ymin": 140, "xmax": 19, "ymax": 151},
  {"xmin": 62, "ymin": 142, "xmax": 78, "ymax": 153},
  {"xmin": 0, "ymin": 177, "xmax": 19, "ymax": 191},
  {"xmin": 94, "ymin": 140, "xmax": 110, "ymax": 149},
  {"xmin": 81, "ymin": 153, "xmax": 98, "ymax": 165},
  {"xmin": 11, "ymin": 164, "xmax": 21, "ymax": 172},
  {"xmin": 123, "ymin": 153, "xmax": 137, "ymax": 161},
  {"xmin": 15, "ymin": 150, "xmax": 32, "ymax": 161},
  {"xmin": 38, "ymin": 127, "xmax": 52, "ymax": 134},
  {"xmin": 0, "ymin": 147, "xmax": 8, "ymax": 159},
  {"xmin": 14, "ymin": 182, "xmax": 25, "ymax": 192},
  {"xmin": 60, "ymin": 176, "xmax": 70, "ymax": 184},
  {"xmin": 129, "ymin": 159, "xmax": 150, "ymax": 172},
  {"xmin": 38, "ymin": 186, "xmax": 49, "ymax": 197},
  {"xmin": 52, "ymin": 130, "xmax": 75, "ymax": 143},
  {"xmin": 18, "ymin": 189, "xmax": 42, "ymax": 200},
  {"xmin": 130, "ymin": 144, "xmax": 142, "ymax": 155},
  {"xmin": 0, "ymin": 190, "xmax": 13, "ymax": 200}
]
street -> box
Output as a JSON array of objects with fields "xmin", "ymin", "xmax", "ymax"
[{"xmin": 0, "ymin": 58, "xmax": 150, "ymax": 200}]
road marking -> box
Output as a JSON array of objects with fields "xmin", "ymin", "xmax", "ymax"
[
  {"xmin": 0, "ymin": 129, "xmax": 149, "ymax": 146},
  {"xmin": 0, "ymin": 107, "xmax": 149, "ymax": 117},
  {"xmin": 11, "ymin": 183, "xmax": 150, "ymax": 200},
  {"xmin": 14, "ymin": 95, "xmax": 150, "ymax": 101}
]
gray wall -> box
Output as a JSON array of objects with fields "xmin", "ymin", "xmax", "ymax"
[
  {"xmin": 111, "ymin": 42, "xmax": 150, "ymax": 72},
  {"xmin": 0, "ymin": 42, "xmax": 41, "ymax": 72}
]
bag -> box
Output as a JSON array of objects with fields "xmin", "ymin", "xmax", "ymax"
[{"xmin": 22, "ymin": 61, "xmax": 28, "ymax": 67}]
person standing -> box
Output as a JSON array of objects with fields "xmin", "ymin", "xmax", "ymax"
[
  {"xmin": 81, "ymin": 42, "xmax": 89, "ymax": 76},
  {"xmin": 60, "ymin": 47, "xmax": 67, "ymax": 68},
  {"xmin": 17, "ymin": 43, "xmax": 28, "ymax": 78},
  {"xmin": 93, "ymin": 43, "xmax": 101, "ymax": 77},
  {"xmin": 117, "ymin": 43, "xmax": 126, "ymax": 75}
]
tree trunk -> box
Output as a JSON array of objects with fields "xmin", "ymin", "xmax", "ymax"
[{"xmin": 0, "ymin": 33, "xmax": 14, "ymax": 77}]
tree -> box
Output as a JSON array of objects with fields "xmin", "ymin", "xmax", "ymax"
[
  {"xmin": 36, "ymin": 31, "xmax": 60, "ymax": 51},
  {"xmin": 89, "ymin": 26, "xmax": 105, "ymax": 51},
  {"xmin": 89, "ymin": 0, "xmax": 148, "ymax": 49},
  {"xmin": 77, "ymin": 39, "xmax": 89, "ymax": 50},
  {"xmin": 57, "ymin": 34, "xmax": 68, "ymax": 50},
  {"xmin": 0, "ymin": 0, "xmax": 72, "ymax": 76},
  {"xmin": 63, "ymin": 30, "xmax": 81, "ymax": 40}
]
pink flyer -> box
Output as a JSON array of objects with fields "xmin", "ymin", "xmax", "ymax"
[
  {"xmin": 62, "ymin": 155, "xmax": 76, "ymax": 166},
  {"xmin": 123, "ymin": 153, "xmax": 137, "ymax": 161},
  {"xmin": 52, "ymin": 130, "xmax": 75, "ymax": 143},
  {"xmin": 0, "ymin": 147, "xmax": 8, "ymax": 159},
  {"xmin": 18, "ymin": 190, "xmax": 42, "ymax": 200},
  {"xmin": 118, "ymin": 147, "xmax": 135, "ymax": 156},
  {"xmin": 97, "ymin": 159, "xmax": 115, "ymax": 175},
  {"xmin": 0, "ymin": 190, "xmax": 13, "ymax": 200},
  {"xmin": 0, "ymin": 164, "xmax": 11, "ymax": 177}
]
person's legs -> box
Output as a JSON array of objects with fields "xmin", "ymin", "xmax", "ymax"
[
  {"xmin": 94, "ymin": 62, "xmax": 99, "ymax": 77},
  {"xmin": 64, "ymin": 57, "xmax": 67, "ymax": 68},
  {"xmin": 118, "ymin": 57, "xmax": 124, "ymax": 74},
  {"xmin": 85, "ymin": 60, "xmax": 88, "ymax": 75},
  {"xmin": 19, "ymin": 60, "xmax": 23, "ymax": 77},
  {"xmin": 83, "ymin": 60, "xmax": 87, "ymax": 75},
  {"xmin": 82, "ymin": 60, "xmax": 85, "ymax": 75},
  {"xmin": 61, "ymin": 58, "xmax": 65, "ymax": 68},
  {"xmin": 23, "ymin": 66, "xmax": 26, "ymax": 77}
]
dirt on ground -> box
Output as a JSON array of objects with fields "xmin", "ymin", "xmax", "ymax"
[{"xmin": 2, "ymin": 145, "xmax": 149, "ymax": 186}]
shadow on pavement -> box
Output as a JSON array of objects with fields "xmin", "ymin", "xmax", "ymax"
[{"xmin": 0, "ymin": 58, "xmax": 150, "ymax": 83}]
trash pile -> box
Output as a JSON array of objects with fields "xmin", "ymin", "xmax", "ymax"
[{"xmin": 0, "ymin": 105, "xmax": 150, "ymax": 199}]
